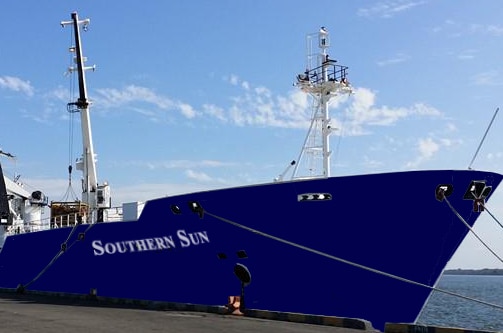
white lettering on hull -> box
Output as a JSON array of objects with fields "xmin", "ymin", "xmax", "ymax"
[
  {"xmin": 177, "ymin": 230, "xmax": 210, "ymax": 247},
  {"xmin": 92, "ymin": 230, "xmax": 209, "ymax": 256}
]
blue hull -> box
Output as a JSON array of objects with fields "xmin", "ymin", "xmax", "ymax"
[{"xmin": 0, "ymin": 170, "xmax": 501, "ymax": 330}]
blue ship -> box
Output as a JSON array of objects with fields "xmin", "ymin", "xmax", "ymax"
[{"xmin": 0, "ymin": 13, "xmax": 502, "ymax": 331}]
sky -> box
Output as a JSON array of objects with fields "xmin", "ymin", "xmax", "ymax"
[{"xmin": 0, "ymin": 1, "xmax": 503, "ymax": 269}]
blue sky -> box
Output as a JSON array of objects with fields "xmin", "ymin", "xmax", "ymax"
[{"xmin": 1, "ymin": 1, "xmax": 503, "ymax": 269}]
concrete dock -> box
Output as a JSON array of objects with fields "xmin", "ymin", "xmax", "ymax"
[
  {"xmin": 0, "ymin": 291, "xmax": 376, "ymax": 333},
  {"xmin": 0, "ymin": 291, "xmax": 495, "ymax": 333}
]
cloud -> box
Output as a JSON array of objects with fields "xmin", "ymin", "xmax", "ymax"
[
  {"xmin": 357, "ymin": 0, "xmax": 426, "ymax": 18},
  {"xmin": 404, "ymin": 136, "xmax": 459, "ymax": 168},
  {"xmin": 178, "ymin": 103, "xmax": 197, "ymax": 118},
  {"xmin": 228, "ymin": 74, "xmax": 240, "ymax": 86},
  {"xmin": 487, "ymin": 152, "xmax": 503, "ymax": 161},
  {"xmin": 185, "ymin": 169, "xmax": 214, "ymax": 182},
  {"xmin": 405, "ymin": 137, "xmax": 439, "ymax": 168},
  {"xmin": 205, "ymin": 74, "xmax": 313, "ymax": 128},
  {"xmin": 487, "ymin": 25, "xmax": 503, "ymax": 36},
  {"xmin": 471, "ymin": 71, "xmax": 502, "ymax": 86},
  {"xmin": 94, "ymin": 85, "xmax": 199, "ymax": 119},
  {"xmin": 116, "ymin": 159, "xmax": 236, "ymax": 170},
  {"xmin": 457, "ymin": 49, "xmax": 477, "ymax": 60},
  {"xmin": 419, "ymin": 137, "xmax": 440, "ymax": 158},
  {"xmin": 95, "ymin": 85, "xmax": 173, "ymax": 108},
  {"xmin": 229, "ymin": 88, "xmax": 311, "ymax": 128},
  {"xmin": 470, "ymin": 24, "xmax": 503, "ymax": 37},
  {"xmin": 15, "ymin": 86, "xmax": 73, "ymax": 124},
  {"xmin": 0, "ymin": 76, "xmax": 34, "ymax": 96},
  {"xmin": 377, "ymin": 53, "xmax": 410, "ymax": 66},
  {"xmin": 111, "ymin": 182, "xmax": 222, "ymax": 204},
  {"xmin": 85, "ymin": 75, "xmax": 441, "ymax": 134},
  {"xmin": 223, "ymin": 74, "xmax": 351, "ymax": 129},
  {"xmin": 23, "ymin": 170, "xmax": 234, "ymax": 207},
  {"xmin": 202, "ymin": 103, "xmax": 227, "ymax": 122},
  {"xmin": 362, "ymin": 155, "xmax": 385, "ymax": 169},
  {"xmin": 445, "ymin": 122, "xmax": 457, "ymax": 132},
  {"xmin": 433, "ymin": 21, "xmax": 503, "ymax": 39},
  {"xmin": 184, "ymin": 169, "xmax": 234, "ymax": 187},
  {"xmin": 20, "ymin": 177, "xmax": 71, "ymax": 203},
  {"xmin": 344, "ymin": 87, "xmax": 442, "ymax": 135},
  {"xmin": 49, "ymin": 86, "xmax": 71, "ymax": 102}
]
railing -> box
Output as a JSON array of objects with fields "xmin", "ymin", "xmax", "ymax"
[
  {"xmin": 51, "ymin": 212, "xmax": 83, "ymax": 228},
  {"xmin": 3, "ymin": 206, "xmax": 124, "ymax": 239},
  {"xmin": 297, "ymin": 61, "xmax": 349, "ymax": 86},
  {"xmin": 51, "ymin": 206, "xmax": 123, "ymax": 227}
]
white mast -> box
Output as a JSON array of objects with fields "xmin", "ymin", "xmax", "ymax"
[
  {"xmin": 291, "ymin": 27, "xmax": 352, "ymax": 180},
  {"xmin": 61, "ymin": 12, "xmax": 110, "ymax": 223}
]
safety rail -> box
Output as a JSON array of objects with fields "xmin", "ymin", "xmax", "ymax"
[
  {"xmin": 297, "ymin": 61, "xmax": 349, "ymax": 86},
  {"xmin": 51, "ymin": 206, "xmax": 123, "ymax": 227},
  {"xmin": 51, "ymin": 212, "xmax": 83, "ymax": 228}
]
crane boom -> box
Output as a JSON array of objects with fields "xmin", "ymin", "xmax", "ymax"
[{"xmin": 61, "ymin": 12, "xmax": 110, "ymax": 223}]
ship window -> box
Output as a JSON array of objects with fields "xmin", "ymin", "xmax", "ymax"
[
  {"xmin": 97, "ymin": 190, "xmax": 104, "ymax": 204},
  {"xmin": 237, "ymin": 250, "xmax": 248, "ymax": 259},
  {"xmin": 217, "ymin": 253, "xmax": 227, "ymax": 259},
  {"xmin": 297, "ymin": 193, "xmax": 332, "ymax": 202},
  {"xmin": 170, "ymin": 205, "xmax": 182, "ymax": 215}
]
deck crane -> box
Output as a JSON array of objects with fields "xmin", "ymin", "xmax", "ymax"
[{"xmin": 56, "ymin": 12, "xmax": 111, "ymax": 224}]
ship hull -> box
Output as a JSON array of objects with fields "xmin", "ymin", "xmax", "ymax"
[{"xmin": 0, "ymin": 170, "xmax": 501, "ymax": 330}]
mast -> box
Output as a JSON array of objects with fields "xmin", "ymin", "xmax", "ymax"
[
  {"xmin": 292, "ymin": 27, "xmax": 352, "ymax": 179},
  {"xmin": 61, "ymin": 12, "xmax": 110, "ymax": 223}
]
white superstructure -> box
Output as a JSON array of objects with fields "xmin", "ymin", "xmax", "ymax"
[{"xmin": 0, "ymin": 151, "xmax": 48, "ymax": 248}]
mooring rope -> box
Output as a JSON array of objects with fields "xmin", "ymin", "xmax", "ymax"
[
  {"xmin": 20, "ymin": 196, "xmax": 503, "ymax": 313},
  {"xmin": 21, "ymin": 221, "xmax": 96, "ymax": 290},
  {"xmin": 203, "ymin": 208, "xmax": 503, "ymax": 312},
  {"xmin": 22, "ymin": 249, "xmax": 64, "ymax": 290},
  {"xmin": 443, "ymin": 196, "xmax": 503, "ymax": 265},
  {"xmin": 481, "ymin": 203, "xmax": 503, "ymax": 231}
]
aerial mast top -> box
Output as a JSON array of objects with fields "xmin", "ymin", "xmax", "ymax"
[{"xmin": 291, "ymin": 27, "xmax": 352, "ymax": 180}]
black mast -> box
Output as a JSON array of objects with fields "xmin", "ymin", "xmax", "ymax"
[{"xmin": 71, "ymin": 12, "xmax": 89, "ymax": 110}]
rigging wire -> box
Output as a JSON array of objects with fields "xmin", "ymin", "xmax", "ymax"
[
  {"xmin": 68, "ymin": 25, "xmax": 76, "ymax": 168},
  {"xmin": 61, "ymin": 26, "xmax": 79, "ymax": 202},
  {"xmin": 200, "ymin": 207, "xmax": 503, "ymax": 312},
  {"xmin": 483, "ymin": 204, "xmax": 503, "ymax": 231},
  {"xmin": 468, "ymin": 107, "xmax": 499, "ymax": 170},
  {"xmin": 332, "ymin": 95, "xmax": 350, "ymax": 168},
  {"xmin": 292, "ymin": 94, "xmax": 318, "ymax": 179}
]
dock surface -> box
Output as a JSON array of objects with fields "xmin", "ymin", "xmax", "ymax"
[{"xmin": 0, "ymin": 292, "xmax": 375, "ymax": 333}]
